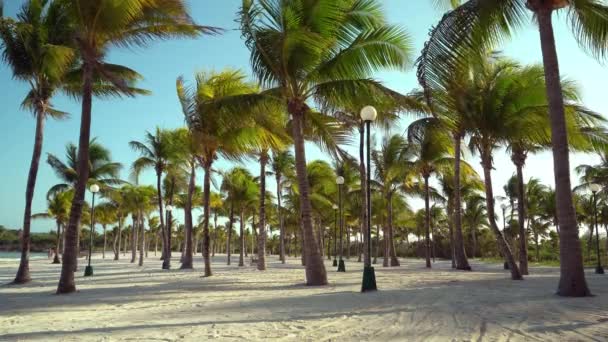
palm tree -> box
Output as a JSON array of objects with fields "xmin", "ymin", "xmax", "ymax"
[
  {"xmin": 417, "ymin": 0, "xmax": 608, "ymax": 297},
  {"xmin": 32, "ymin": 189, "xmax": 72, "ymax": 264},
  {"xmin": 123, "ymin": 185, "xmax": 156, "ymax": 266},
  {"xmin": 56, "ymin": 0, "xmax": 216, "ymax": 295},
  {"xmin": 1, "ymin": 0, "xmax": 74, "ymax": 283},
  {"xmin": 130, "ymin": 128, "xmax": 177, "ymax": 269},
  {"xmin": 94, "ymin": 203, "xmax": 117, "ymax": 259},
  {"xmin": 463, "ymin": 194, "xmax": 488, "ymax": 258},
  {"xmin": 240, "ymin": 0, "xmax": 413, "ymax": 285},
  {"xmin": 407, "ymin": 118, "xmax": 454, "ymax": 268},
  {"xmin": 177, "ymin": 69, "xmax": 283, "ymax": 276}
]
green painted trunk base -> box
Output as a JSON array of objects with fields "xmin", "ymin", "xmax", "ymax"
[
  {"xmin": 332, "ymin": 259, "xmax": 337, "ymax": 267},
  {"xmin": 361, "ymin": 266, "xmax": 377, "ymax": 292},
  {"xmin": 337, "ymin": 259, "xmax": 346, "ymax": 272},
  {"xmin": 84, "ymin": 266, "xmax": 93, "ymax": 277}
]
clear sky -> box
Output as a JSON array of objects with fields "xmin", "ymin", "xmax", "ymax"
[{"xmin": 0, "ymin": 1, "xmax": 603, "ymax": 232}]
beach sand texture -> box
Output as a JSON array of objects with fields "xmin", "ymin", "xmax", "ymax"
[{"xmin": 1, "ymin": 255, "xmax": 607, "ymax": 341}]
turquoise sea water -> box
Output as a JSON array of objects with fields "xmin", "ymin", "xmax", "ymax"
[{"xmin": 0, "ymin": 252, "xmax": 48, "ymax": 260}]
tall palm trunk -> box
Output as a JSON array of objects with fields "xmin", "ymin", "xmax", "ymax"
[
  {"xmin": 288, "ymin": 102, "xmax": 327, "ymax": 285},
  {"xmin": 512, "ymin": 150, "xmax": 529, "ymax": 275},
  {"xmin": 277, "ymin": 174, "xmax": 285, "ymax": 264},
  {"xmin": 387, "ymin": 193, "xmax": 399, "ymax": 266},
  {"xmin": 53, "ymin": 221, "xmax": 61, "ymax": 264},
  {"xmin": 57, "ymin": 62, "xmax": 94, "ymax": 294},
  {"xmin": 156, "ymin": 170, "xmax": 169, "ymax": 269},
  {"xmin": 114, "ymin": 216, "xmax": 122, "ymax": 260},
  {"xmin": 227, "ymin": 204, "xmax": 234, "ymax": 265},
  {"xmin": 15, "ymin": 102, "xmax": 46, "ymax": 284},
  {"xmin": 424, "ymin": 175, "xmax": 432, "ymax": 268},
  {"xmin": 131, "ymin": 214, "xmax": 137, "ymax": 263},
  {"xmin": 239, "ymin": 209, "xmax": 245, "ymax": 267},
  {"xmin": 181, "ymin": 162, "xmax": 196, "ymax": 269},
  {"xmin": 202, "ymin": 163, "xmax": 213, "ymax": 276},
  {"xmin": 480, "ymin": 151, "xmax": 522, "ymax": 280},
  {"xmin": 447, "ymin": 200, "xmax": 456, "ymax": 268},
  {"xmin": 453, "ymin": 133, "xmax": 471, "ymax": 270},
  {"xmin": 166, "ymin": 179, "xmax": 176, "ymax": 262},
  {"xmin": 138, "ymin": 213, "xmax": 144, "ymax": 266},
  {"xmin": 257, "ymin": 153, "xmax": 268, "ymax": 270},
  {"xmin": 102, "ymin": 225, "xmax": 107, "ymax": 259},
  {"xmin": 359, "ymin": 123, "xmax": 368, "ymax": 265},
  {"xmin": 536, "ymin": 6, "xmax": 590, "ymax": 297}
]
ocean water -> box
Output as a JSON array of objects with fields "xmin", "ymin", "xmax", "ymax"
[{"xmin": 0, "ymin": 252, "xmax": 49, "ymax": 260}]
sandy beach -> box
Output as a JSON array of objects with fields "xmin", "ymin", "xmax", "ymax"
[{"xmin": 1, "ymin": 255, "xmax": 607, "ymax": 341}]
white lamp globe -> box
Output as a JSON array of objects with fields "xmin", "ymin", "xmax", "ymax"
[
  {"xmin": 501, "ymin": 204, "xmax": 507, "ymax": 211},
  {"xmin": 360, "ymin": 106, "xmax": 377, "ymax": 122},
  {"xmin": 166, "ymin": 205, "xmax": 174, "ymax": 212},
  {"xmin": 590, "ymin": 183, "xmax": 601, "ymax": 193},
  {"xmin": 336, "ymin": 176, "xmax": 345, "ymax": 185},
  {"xmin": 90, "ymin": 184, "xmax": 100, "ymax": 193},
  {"xmin": 332, "ymin": 204, "xmax": 338, "ymax": 210}
]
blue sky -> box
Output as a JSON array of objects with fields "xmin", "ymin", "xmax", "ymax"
[{"xmin": 0, "ymin": 1, "xmax": 603, "ymax": 232}]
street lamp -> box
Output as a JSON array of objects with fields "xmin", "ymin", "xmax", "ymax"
[
  {"xmin": 590, "ymin": 183, "xmax": 604, "ymax": 274},
  {"xmin": 336, "ymin": 176, "xmax": 346, "ymax": 272},
  {"xmin": 500, "ymin": 203, "xmax": 509, "ymax": 270},
  {"xmin": 84, "ymin": 184, "xmax": 100, "ymax": 277},
  {"xmin": 360, "ymin": 105, "xmax": 377, "ymax": 292},
  {"xmin": 332, "ymin": 204, "xmax": 338, "ymax": 267},
  {"xmin": 163, "ymin": 204, "xmax": 174, "ymax": 270}
]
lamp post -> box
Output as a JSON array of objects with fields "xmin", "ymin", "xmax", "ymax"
[
  {"xmin": 590, "ymin": 183, "xmax": 604, "ymax": 274},
  {"xmin": 336, "ymin": 176, "xmax": 346, "ymax": 272},
  {"xmin": 501, "ymin": 204, "xmax": 509, "ymax": 270},
  {"xmin": 360, "ymin": 105, "xmax": 377, "ymax": 292},
  {"xmin": 332, "ymin": 204, "xmax": 338, "ymax": 267},
  {"xmin": 163, "ymin": 204, "xmax": 174, "ymax": 269},
  {"xmin": 84, "ymin": 184, "xmax": 100, "ymax": 277}
]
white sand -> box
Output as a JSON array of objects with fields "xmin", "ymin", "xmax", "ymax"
[{"xmin": 1, "ymin": 254, "xmax": 607, "ymax": 341}]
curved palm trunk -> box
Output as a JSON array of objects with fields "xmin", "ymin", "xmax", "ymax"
[
  {"xmin": 257, "ymin": 153, "xmax": 268, "ymax": 270},
  {"xmin": 277, "ymin": 175, "xmax": 285, "ymax": 264},
  {"xmin": 181, "ymin": 163, "xmax": 196, "ymax": 269},
  {"xmin": 536, "ymin": 7, "xmax": 590, "ymax": 296},
  {"xmin": 57, "ymin": 62, "xmax": 94, "ymax": 294},
  {"xmin": 424, "ymin": 175, "xmax": 432, "ymax": 268},
  {"xmin": 15, "ymin": 103, "xmax": 46, "ymax": 283},
  {"xmin": 138, "ymin": 213, "xmax": 144, "ymax": 266},
  {"xmin": 480, "ymin": 152, "xmax": 522, "ymax": 280},
  {"xmin": 359, "ymin": 123, "xmax": 368, "ymax": 265},
  {"xmin": 102, "ymin": 225, "xmax": 107, "ymax": 259},
  {"xmin": 114, "ymin": 216, "xmax": 122, "ymax": 260},
  {"xmin": 289, "ymin": 103, "xmax": 327, "ymax": 285},
  {"xmin": 166, "ymin": 180, "xmax": 176, "ymax": 262},
  {"xmin": 387, "ymin": 194, "xmax": 399, "ymax": 266},
  {"xmin": 239, "ymin": 209, "xmax": 245, "ymax": 267},
  {"xmin": 453, "ymin": 133, "xmax": 471, "ymax": 270},
  {"xmin": 447, "ymin": 200, "xmax": 456, "ymax": 268},
  {"xmin": 156, "ymin": 171, "xmax": 169, "ymax": 269},
  {"xmin": 131, "ymin": 214, "xmax": 138, "ymax": 263},
  {"xmin": 53, "ymin": 221, "xmax": 62, "ymax": 264},
  {"xmin": 227, "ymin": 204, "xmax": 234, "ymax": 265},
  {"xmin": 513, "ymin": 152, "xmax": 529, "ymax": 275},
  {"xmin": 202, "ymin": 164, "xmax": 213, "ymax": 276}
]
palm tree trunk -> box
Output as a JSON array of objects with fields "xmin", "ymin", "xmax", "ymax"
[
  {"xmin": 388, "ymin": 194, "xmax": 399, "ymax": 266},
  {"xmin": 471, "ymin": 224, "xmax": 477, "ymax": 259},
  {"xmin": 239, "ymin": 209, "xmax": 245, "ymax": 267},
  {"xmin": 288, "ymin": 102, "xmax": 327, "ymax": 285},
  {"xmin": 448, "ymin": 200, "xmax": 456, "ymax": 268},
  {"xmin": 227, "ymin": 204, "xmax": 234, "ymax": 265},
  {"xmin": 181, "ymin": 162, "xmax": 196, "ymax": 269},
  {"xmin": 277, "ymin": 175, "xmax": 285, "ymax": 264},
  {"xmin": 102, "ymin": 225, "xmax": 107, "ymax": 259},
  {"xmin": 257, "ymin": 152, "xmax": 268, "ymax": 270},
  {"xmin": 535, "ymin": 230, "xmax": 540, "ymax": 262},
  {"xmin": 114, "ymin": 217, "xmax": 122, "ymax": 260},
  {"xmin": 374, "ymin": 224, "xmax": 380, "ymax": 264},
  {"xmin": 131, "ymin": 215, "xmax": 137, "ymax": 263},
  {"xmin": 453, "ymin": 133, "xmax": 471, "ymax": 270},
  {"xmin": 202, "ymin": 164, "xmax": 213, "ymax": 276},
  {"xmin": 513, "ymin": 153, "xmax": 529, "ymax": 275},
  {"xmin": 424, "ymin": 175, "xmax": 432, "ymax": 268},
  {"xmin": 138, "ymin": 213, "xmax": 144, "ymax": 266},
  {"xmin": 156, "ymin": 170, "xmax": 169, "ymax": 269},
  {"xmin": 57, "ymin": 61, "xmax": 94, "ymax": 294},
  {"xmin": 480, "ymin": 152, "xmax": 522, "ymax": 280},
  {"xmin": 359, "ymin": 123, "xmax": 369, "ymax": 266},
  {"xmin": 53, "ymin": 221, "xmax": 61, "ymax": 264},
  {"xmin": 536, "ymin": 7, "xmax": 590, "ymax": 296},
  {"xmin": 15, "ymin": 102, "xmax": 47, "ymax": 283}
]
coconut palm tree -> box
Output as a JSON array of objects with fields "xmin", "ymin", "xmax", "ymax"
[
  {"xmin": 418, "ymin": 0, "xmax": 608, "ymax": 297},
  {"xmin": 177, "ymin": 69, "xmax": 284, "ymax": 276},
  {"xmin": 407, "ymin": 118, "xmax": 454, "ymax": 268},
  {"xmin": 32, "ymin": 189, "xmax": 72, "ymax": 264},
  {"xmin": 56, "ymin": 0, "xmax": 217, "ymax": 295},
  {"xmin": 240, "ymin": 0, "xmax": 414, "ymax": 285},
  {"xmin": 130, "ymin": 128, "xmax": 177, "ymax": 269},
  {"xmin": 269, "ymin": 149, "xmax": 294, "ymax": 264},
  {"xmin": 1, "ymin": 0, "xmax": 75, "ymax": 283},
  {"xmin": 122, "ymin": 185, "xmax": 156, "ymax": 266},
  {"xmin": 94, "ymin": 203, "xmax": 117, "ymax": 259},
  {"xmin": 463, "ymin": 194, "xmax": 488, "ymax": 259}
]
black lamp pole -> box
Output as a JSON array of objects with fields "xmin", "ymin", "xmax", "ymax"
[
  {"xmin": 84, "ymin": 188, "xmax": 97, "ymax": 277},
  {"xmin": 593, "ymin": 190, "xmax": 604, "ymax": 274},
  {"xmin": 361, "ymin": 118, "xmax": 377, "ymax": 291},
  {"xmin": 338, "ymin": 182, "xmax": 345, "ymax": 272},
  {"xmin": 333, "ymin": 207, "xmax": 338, "ymax": 267}
]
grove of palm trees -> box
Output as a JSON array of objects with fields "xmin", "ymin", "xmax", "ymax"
[{"xmin": 1, "ymin": 0, "xmax": 607, "ymax": 340}]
